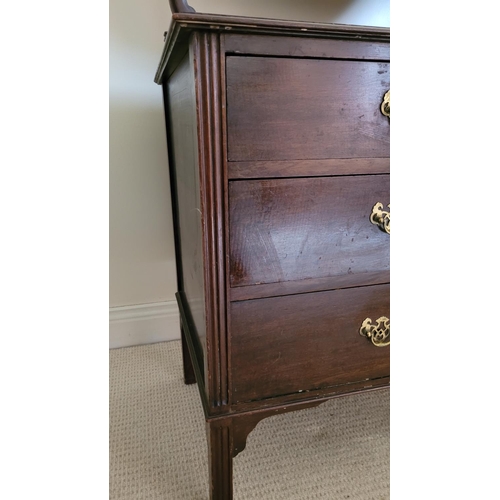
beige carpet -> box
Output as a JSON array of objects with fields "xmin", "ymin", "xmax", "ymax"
[{"xmin": 110, "ymin": 341, "xmax": 389, "ymax": 499}]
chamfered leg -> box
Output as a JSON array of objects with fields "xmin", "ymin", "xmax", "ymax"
[
  {"xmin": 207, "ymin": 419, "xmax": 234, "ymax": 500},
  {"xmin": 180, "ymin": 323, "xmax": 196, "ymax": 385}
]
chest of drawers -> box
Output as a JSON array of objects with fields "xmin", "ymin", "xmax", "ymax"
[{"xmin": 156, "ymin": 3, "xmax": 390, "ymax": 498}]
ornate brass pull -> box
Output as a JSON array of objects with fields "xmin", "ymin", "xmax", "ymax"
[
  {"xmin": 370, "ymin": 203, "xmax": 390, "ymax": 234},
  {"xmin": 359, "ymin": 317, "xmax": 390, "ymax": 347},
  {"xmin": 381, "ymin": 90, "xmax": 390, "ymax": 119}
]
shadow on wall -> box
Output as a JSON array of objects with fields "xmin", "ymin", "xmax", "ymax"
[
  {"xmin": 109, "ymin": 99, "xmax": 178, "ymax": 306},
  {"xmin": 189, "ymin": 0, "xmax": 389, "ymax": 26},
  {"xmin": 109, "ymin": 0, "xmax": 177, "ymax": 307}
]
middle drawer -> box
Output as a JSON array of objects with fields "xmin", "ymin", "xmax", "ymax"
[{"xmin": 229, "ymin": 175, "xmax": 390, "ymax": 289}]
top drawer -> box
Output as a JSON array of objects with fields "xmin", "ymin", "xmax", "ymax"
[{"xmin": 226, "ymin": 56, "xmax": 390, "ymax": 162}]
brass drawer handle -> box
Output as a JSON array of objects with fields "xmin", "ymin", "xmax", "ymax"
[
  {"xmin": 370, "ymin": 202, "xmax": 390, "ymax": 234},
  {"xmin": 359, "ymin": 317, "xmax": 390, "ymax": 347},
  {"xmin": 381, "ymin": 90, "xmax": 390, "ymax": 118}
]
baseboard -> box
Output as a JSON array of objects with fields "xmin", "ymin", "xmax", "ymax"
[{"xmin": 109, "ymin": 301, "xmax": 180, "ymax": 349}]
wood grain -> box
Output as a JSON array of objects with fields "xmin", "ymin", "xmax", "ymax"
[
  {"xmin": 228, "ymin": 158, "xmax": 390, "ymax": 179},
  {"xmin": 226, "ymin": 57, "xmax": 390, "ymax": 161},
  {"xmin": 159, "ymin": 19, "xmax": 390, "ymax": 499},
  {"xmin": 229, "ymin": 175, "xmax": 390, "ymax": 288},
  {"xmin": 156, "ymin": 17, "xmax": 389, "ymax": 84},
  {"xmin": 164, "ymin": 52, "xmax": 206, "ymax": 380},
  {"xmin": 207, "ymin": 420, "xmax": 233, "ymax": 499},
  {"xmin": 231, "ymin": 378, "xmax": 389, "ymax": 413},
  {"xmin": 224, "ymin": 33, "xmax": 390, "ymax": 61},
  {"xmin": 230, "ymin": 284, "xmax": 390, "ymax": 403},
  {"xmin": 193, "ymin": 32, "xmax": 230, "ymax": 411},
  {"xmin": 229, "ymin": 270, "xmax": 389, "ymax": 302}
]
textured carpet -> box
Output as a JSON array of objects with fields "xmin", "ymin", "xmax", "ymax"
[{"xmin": 110, "ymin": 341, "xmax": 389, "ymax": 500}]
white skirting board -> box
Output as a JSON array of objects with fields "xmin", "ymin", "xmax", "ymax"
[{"xmin": 109, "ymin": 301, "xmax": 180, "ymax": 349}]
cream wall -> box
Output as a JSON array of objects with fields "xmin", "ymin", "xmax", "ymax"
[
  {"xmin": 109, "ymin": 0, "xmax": 390, "ymax": 346},
  {"xmin": 189, "ymin": 0, "xmax": 390, "ymax": 24}
]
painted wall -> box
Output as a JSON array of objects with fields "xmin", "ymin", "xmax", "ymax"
[
  {"xmin": 109, "ymin": 0, "xmax": 390, "ymax": 345},
  {"xmin": 189, "ymin": 0, "xmax": 390, "ymax": 25},
  {"xmin": 110, "ymin": 0, "xmax": 174, "ymax": 307}
]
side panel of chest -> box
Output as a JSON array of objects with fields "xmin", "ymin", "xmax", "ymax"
[{"xmin": 164, "ymin": 52, "xmax": 207, "ymax": 380}]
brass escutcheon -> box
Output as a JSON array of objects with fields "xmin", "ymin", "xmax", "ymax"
[
  {"xmin": 370, "ymin": 202, "xmax": 390, "ymax": 234},
  {"xmin": 359, "ymin": 317, "xmax": 390, "ymax": 347},
  {"xmin": 381, "ymin": 90, "xmax": 390, "ymax": 118}
]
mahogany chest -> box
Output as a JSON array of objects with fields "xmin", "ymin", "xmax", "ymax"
[{"xmin": 155, "ymin": 2, "xmax": 390, "ymax": 498}]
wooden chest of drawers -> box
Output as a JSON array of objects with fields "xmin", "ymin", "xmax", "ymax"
[{"xmin": 156, "ymin": 3, "xmax": 389, "ymax": 498}]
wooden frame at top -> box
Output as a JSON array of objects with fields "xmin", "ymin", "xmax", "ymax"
[{"xmin": 169, "ymin": 0, "xmax": 195, "ymax": 13}]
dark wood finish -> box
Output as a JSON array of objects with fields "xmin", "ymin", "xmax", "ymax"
[
  {"xmin": 207, "ymin": 420, "xmax": 233, "ymax": 499},
  {"xmin": 224, "ymin": 33, "xmax": 390, "ymax": 60},
  {"xmin": 168, "ymin": 0, "xmax": 195, "ymax": 14},
  {"xmin": 206, "ymin": 396, "xmax": 331, "ymax": 498},
  {"xmin": 165, "ymin": 33, "xmax": 230, "ymax": 413},
  {"xmin": 229, "ymin": 175, "xmax": 390, "ymax": 288},
  {"xmin": 232, "ymin": 378, "xmax": 389, "ymax": 413},
  {"xmin": 180, "ymin": 323, "xmax": 196, "ymax": 384},
  {"xmin": 227, "ymin": 57, "xmax": 390, "ymax": 161},
  {"xmin": 231, "ymin": 284, "xmax": 390, "ymax": 403},
  {"xmin": 229, "ymin": 269, "xmax": 389, "ymax": 302},
  {"xmin": 192, "ymin": 32, "xmax": 230, "ymax": 412},
  {"xmin": 157, "ymin": 15, "xmax": 390, "ymax": 499},
  {"xmin": 207, "ymin": 383, "xmax": 387, "ymax": 497},
  {"xmin": 178, "ymin": 289, "xmax": 389, "ymax": 413},
  {"xmin": 155, "ymin": 15, "xmax": 390, "ymax": 85},
  {"xmin": 164, "ymin": 52, "xmax": 207, "ymax": 383},
  {"xmin": 228, "ymin": 158, "xmax": 390, "ymax": 179},
  {"xmin": 176, "ymin": 292, "xmax": 210, "ymax": 416}
]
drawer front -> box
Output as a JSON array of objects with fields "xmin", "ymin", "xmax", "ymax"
[
  {"xmin": 226, "ymin": 56, "xmax": 390, "ymax": 162},
  {"xmin": 230, "ymin": 284, "xmax": 390, "ymax": 403},
  {"xmin": 229, "ymin": 175, "xmax": 390, "ymax": 288}
]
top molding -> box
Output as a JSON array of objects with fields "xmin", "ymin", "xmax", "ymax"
[
  {"xmin": 168, "ymin": 0, "xmax": 195, "ymax": 13},
  {"xmin": 155, "ymin": 13, "xmax": 389, "ymax": 84}
]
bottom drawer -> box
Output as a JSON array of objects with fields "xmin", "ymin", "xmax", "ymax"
[{"xmin": 230, "ymin": 284, "xmax": 390, "ymax": 403}]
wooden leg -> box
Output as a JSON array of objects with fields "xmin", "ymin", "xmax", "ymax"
[
  {"xmin": 207, "ymin": 419, "xmax": 234, "ymax": 500},
  {"xmin": 204, "ymin": 400, "xmax": 328, "ymax": 498},
  {"xmin": 180, "ymin": 323, "xmax": 196, "ymax": 385}
]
